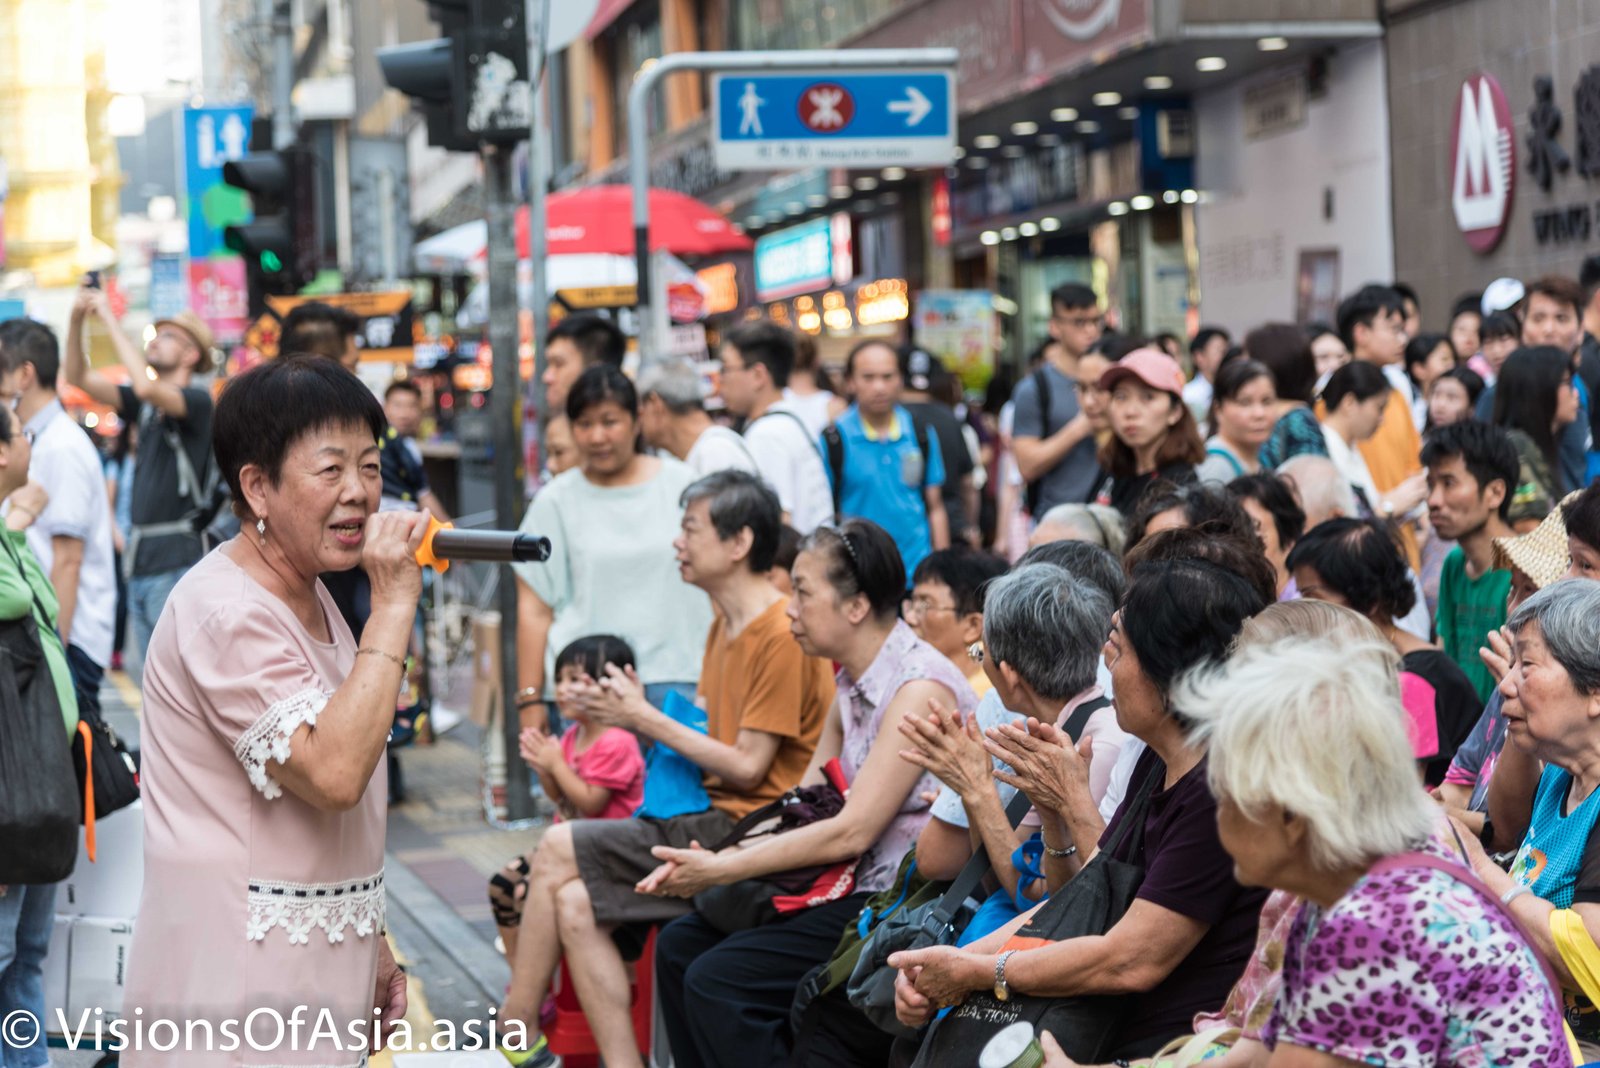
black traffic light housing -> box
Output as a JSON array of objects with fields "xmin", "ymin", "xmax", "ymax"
[
  {"xmin": 377, "ymin": 0, "xmax": 530, "ymax": 152},
  {"xmin": 222, "ymin": 145, "xmax": 321, "ymax": 315}
]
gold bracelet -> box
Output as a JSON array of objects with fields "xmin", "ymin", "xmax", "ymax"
[{"xmin": 356, "ymin": 647, "xmax": 406, "ymax": 671}]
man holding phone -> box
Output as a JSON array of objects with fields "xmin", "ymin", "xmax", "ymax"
[{"xmin": 64, "ymin": 283, "xmax": 217, "ymax": 681}]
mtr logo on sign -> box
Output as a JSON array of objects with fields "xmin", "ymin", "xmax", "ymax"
[
  {"xmin": 1451, "ymin": 72, "xmax": 1517, "ymax": 254},
  {"xmin": 800, "ymin": 84, "xmax": 856, "ymax": 132}
]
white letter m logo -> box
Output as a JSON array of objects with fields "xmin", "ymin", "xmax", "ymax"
[{"xmin": 1453, "ymin": 79, "xmax": 1511, "ymax": 232}]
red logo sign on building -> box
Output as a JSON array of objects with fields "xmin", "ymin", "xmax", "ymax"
[
  {"xmin": 1450, "ymin": 72, "xmax": 1516, "ymax": 254},
  {"xmin": 798, "ymin": 83, "xmax": 855, "ymax": 134}
]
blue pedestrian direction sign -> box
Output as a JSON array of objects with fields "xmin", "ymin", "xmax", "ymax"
[{"xmin": 711, "ymin": 69, "xmax": 956, "ymax": 170}]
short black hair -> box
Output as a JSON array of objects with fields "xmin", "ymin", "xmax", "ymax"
[
  {"xmin": 844, "ymin": 338, "xmax": 899, "ymax": 379},
  {"xmin": 1336, "ymin": 284, "xmax": 1404, "ymax": 351},
  {"xmin": 1189, "ymin": 326, "xmax": 1230, "ymax": 355},
  {"xmin": 1126, "ymin": 481, "xmax": 1260, "ymax": 556},
  {"xmin": 1564, "ymin": 482, "xmax": 1600, "ymax": 553},
  {"xmin": 566, "ymin": 363, "xmax": 637, "ymax": 422},
  {"xmin": 213, "ymin": 356, "xmax": 386, "ymax": 517},
  {"xmin": 1404, "ymin": 333, "xmax": 1455, "ymax": 380},
  {"xmin": 547, "ymin": 313, "xmax": 626, "ymax": 368},
  {"xmin": 911, "ymin": 547, "xmax": 1010, "ymax": 616},
  {"xmin": 1285, "ymin": 517, "xmax": 1416, "ymax": 619},
  {"xmin": 799, "ymin": 518, "xmax": 905, "ymax": 621},
  {"xmin": 1211, "ymin": 358, "xmax": 1274, "ymax": 406},
  {"xmin": 1392, "ymin": 281, "xmax": 1420, "ymax": 313},
  {"xmin": 1481, "ymin": 309, "xmax": 1521, "ymax": 341},
  {"xmin": 1582, "ymin": 256, "xmax": 1600, "ymax": 306},
  {"xmin": 1451, "ymin": 293, "xmax": 1484, "ymax": 321},
  {"xmin": 773, "ymin": 524, "xmax": 802, "ymax": 573},
  {"xmin": 1322, "ymin": 360, "xmax": 1390, "ymax": 411},
  {"xmin": 1121, "ymin": 553, "xmax": 1268, "ymax": 710},
  {"xmin": 384, "ymin": 378, "xmax": 423, "ymax": 402},
  {"xmin": 281, "ymin": 302, "xmax": 359, "ymax": 360},
  {"xmin": 555, "ymin": 634, "xmax": 636, "ymax": 679},
  {"xmin": 681, "ymin": 469, "xmax": 784, "ymax": 573},
  {"xmin": 1245, "ymin": 322, "xmax": 1318, "ymax": 406},
  {"xmin": 1123, "ymin": 524, "xmax": 1279, "ymax": 608},
  {"xmin": 1049, "ymin": 283, "xmax": 1098, "ymax": 314},
  {"xmin": 1420, "ymin": 420, "xmax": 1520, "ymax": 522},
  {"xmin": 1440, "ymin": 365, "xmax": 1487, "ymax": 408},
  {"xmin": 0, "ymin": 318, "xmax": 59, "ymax": 388},
  {"xmin": 1526, "ymin": 275, "xmax": 1584, "ymax": 320},
  {"xmin": 724, "ymin": 321, "xmax": 795, "ymax": 389},
  {"xmin": 1226, "ymin": 473, "xmax": 1306, "ymax": 550},
  {"xmin": 1018, "ymin": 539, "xmax": 1126, "ymax": 606}
]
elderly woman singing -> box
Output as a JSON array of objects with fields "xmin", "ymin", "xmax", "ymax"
[{"xmin": 123, "ymin": 357, "xmax": 429, "ymax": 1066}]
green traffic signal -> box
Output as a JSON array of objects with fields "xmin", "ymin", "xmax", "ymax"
[{"xmin": 260, "ymin": 250, "xmax": 283, "ymax": 273}]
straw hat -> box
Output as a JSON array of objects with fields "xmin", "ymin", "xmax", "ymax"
[
  {"xmin": 153, "ymin": 310, "xmax": 216, "ymax": 360},
  {"xmin": 1492, "ymin": 491, "xmax": 1580, "ymax": 589}
]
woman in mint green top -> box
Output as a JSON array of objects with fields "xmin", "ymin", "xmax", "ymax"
[{"xmin": 0, "ymin": 402, "xmax": 78, "ymax": 736}]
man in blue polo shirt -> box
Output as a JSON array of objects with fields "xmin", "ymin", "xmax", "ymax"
[{"xmin": 821, "ymin": 340, "xmax": 948, "ymax": 576}]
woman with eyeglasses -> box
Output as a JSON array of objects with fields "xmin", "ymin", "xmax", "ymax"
[{"xmin": 649, "ymin": 517, "xmax": 977, "ymax": 1068}]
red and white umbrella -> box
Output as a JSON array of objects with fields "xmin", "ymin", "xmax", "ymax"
[{"xmin": 517, "ymin": 185, "xmax": 751, "ymax": 259}]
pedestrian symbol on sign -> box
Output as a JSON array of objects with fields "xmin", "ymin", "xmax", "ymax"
[
  {"xmin": 799, "ymin": 83, "xmax": 855, "ymax": 133},
  {"xmin": 739, "ymin": 82, "xmax": 766, "ymax": 135}
]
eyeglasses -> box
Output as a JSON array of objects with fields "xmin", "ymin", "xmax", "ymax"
[{"xmin": 901, "ymin": 596, "xmax": 958, "ymax": 621}]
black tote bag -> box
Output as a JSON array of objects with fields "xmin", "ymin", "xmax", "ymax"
[
  {"xmin": 908, "ymin": 763, "xmax": 1165, "ymax": 1066},
  {"xmin": 0, "ymin": 614, "xmax": 81, "ymax": 884}
]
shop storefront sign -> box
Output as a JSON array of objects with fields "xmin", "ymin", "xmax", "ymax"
[
  {"xmin": 1520, "ymin": 67, "xmax": 1600, "ymax": 248},
  {"xmin": 754, "ymin": 216, "xmax": 850, "ymax": 301},
  {"xmin": 951, "ymin": 142, "xmax": 1084, "ymax": 233},
  {"xmin": 849, "ymin": 0, "xmax": 1148, "ymax": 115},
  {"xmin": 246, "ymin": 291, "xmax": 416, "ymax": 362},
  {"xmin": 1450, "ymin": 73, "xmax": 1516, "ymax": 254},
  {"xmin": 914, "ymin": 289, "xmax": 998, "ymax": 389}
]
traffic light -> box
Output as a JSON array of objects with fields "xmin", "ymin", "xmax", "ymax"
[
  {"xmin": 222, "ymin": 146, "xmax": 320, "ymax": 315},
  {"xmin": 378, "ymin": 0, "xmax": 529, "ymax": 152}
]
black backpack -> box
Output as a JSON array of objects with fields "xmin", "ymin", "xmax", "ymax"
[
  {"xmin": 821, "ymin": 413, "xmax": 933, "ymax": 521},
  {"xmin": 0, "ymin": 608, "xmax": 80, "ymax": 885},
  {"xmin": 1023, "ymin": 366, "xmax": 1054, "ymax": 519}
]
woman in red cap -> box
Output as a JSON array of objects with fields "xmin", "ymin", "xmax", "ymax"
[{"xmin": 1093, "ymin": 348, "xmax": 1206, "ymax": 518}]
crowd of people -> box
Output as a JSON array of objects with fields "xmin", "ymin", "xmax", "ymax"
[{"xmin": 4, "ymin": 258, "xmax": 1600, "ymax": 1068}]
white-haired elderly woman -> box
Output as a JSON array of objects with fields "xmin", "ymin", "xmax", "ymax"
[
  {"xmin": 901, "ymin": 562, "xmax": 1127, "ymax": 926},
  {"xmin": 1027, "ymin": 503, "xmax": 1127, "ymax": 556},
  {"xmin": 1156, "ymin": 632, "xmax": 1570, "ymax": 1068},
  {"xmin": 1459, "ymin": 579, "xmax": 1600, "ymax": 1056}
]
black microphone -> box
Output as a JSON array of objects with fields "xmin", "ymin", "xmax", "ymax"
[{"xmin": 416, "ymin": 518, "xmax": 551, "ymax": 570}]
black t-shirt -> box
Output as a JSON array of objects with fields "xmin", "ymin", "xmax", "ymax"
[
  {"xmin": 904, "ymin": 400, "xmax": 975, "ymax": 535},
  {"xmin": 379, "ymin": 427, "xmax": 430, "ymax": 505},
  {"xmin": 118, "ymin": 384, "xmax": 216, "ymax": 576},
  {"xmin": 1400, "ymin": 648, "xmax": 1482, "ymax": 786},
  {"xmin": 1101, "ymin": 463, "xmax": 1197, "ymax": 519},
  {"xmin": 1099, "ymin": 749, "xmax": 1268, "ymax": 1051}
]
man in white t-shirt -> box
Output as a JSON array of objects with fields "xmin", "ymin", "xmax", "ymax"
[
  {"xmin": 637, "ymin": 357, "xmax": 759, "ymax": 477},
  {"xmin": 0, "ymin": 318, "xmax": 116, "ymax": 718},
  {"xmin": 717, "ymin": 322, "xmax": 834, "ymax": 534}
]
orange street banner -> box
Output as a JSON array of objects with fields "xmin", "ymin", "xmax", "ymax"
[{"xmin": 245, "ymin": 291, "xmax": 416, "ymax": 362}]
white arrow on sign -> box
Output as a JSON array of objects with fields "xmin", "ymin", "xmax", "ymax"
[{"xmin": 888, "ymin": 86, "xmax": 933, "ymax": 127}]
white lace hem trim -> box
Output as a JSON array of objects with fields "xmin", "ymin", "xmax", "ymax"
[
  {"xmin": 235, "ymin": 689, "xmax": 331, "ymax": 800},
  {"xmin": 246, "ymin": 869, "xmax": 385, "ymax": 945}
]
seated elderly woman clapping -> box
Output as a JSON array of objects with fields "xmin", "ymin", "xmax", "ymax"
[
  {"xmin": 890, "ymin": 530, "xmax": 1272, "ymax": 1062},
  {"xmin": 1153, "ymin": 627, "xmax": 1572, "ymax": 1068},
  {"xmin": 901, "ymin": 561, "xmax": 1126, "ymax": 912},
  {"xmin": 1463, "ymin": 578, "xmax": 1600, "ymax": 1057}
]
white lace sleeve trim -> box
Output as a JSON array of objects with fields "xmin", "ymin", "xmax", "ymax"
[
  {"xmin": 234, "ymin": 688, "xmax": 330, "ymax": 800},
  {"xmin": 246, "ymin": 869, "xmax": 385, "ymax": 945}
]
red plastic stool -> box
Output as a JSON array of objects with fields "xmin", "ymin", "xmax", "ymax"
[{"xmin": 544, "ymin": 926, "xmax": 657, "ymax": 1068}]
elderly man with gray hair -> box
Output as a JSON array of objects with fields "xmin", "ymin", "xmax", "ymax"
[
  {"xmin": 637, "ymin": 357, "xmax": 759, "ymax": 476},
  {"xmin": 901, "ymin": 561, "xmax": 1128, "ymax": 920}
]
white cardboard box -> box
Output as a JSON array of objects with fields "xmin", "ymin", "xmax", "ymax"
[
  {"xmin": 43, "ymin": 914, "xmax": 71, "ymax": 1032},
  {"xmin": 67, "ymin": 917, "xmax": 135, "ymax": 1020},
  {"xmin": 61, "ymin": 802, "xmax": 144, "ymax": 919}
]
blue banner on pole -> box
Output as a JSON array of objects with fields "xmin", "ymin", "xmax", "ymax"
[{"xmin": 183, "ymin": 105, "xmax": 254, "ymax": 260}]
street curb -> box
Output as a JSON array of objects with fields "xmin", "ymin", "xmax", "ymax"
[{"xmin": 385, "ymin": 851, "xmax": 510, "ymax": 1002}]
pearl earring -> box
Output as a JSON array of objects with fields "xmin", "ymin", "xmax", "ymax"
[{"xmin": 256, "ymin": 517, "xmax": 267, "ymax": 544}]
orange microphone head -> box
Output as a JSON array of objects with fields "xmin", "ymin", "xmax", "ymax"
[{"xmin": 415, "ymin": 513, "xmax": 453, "ymax": 572}]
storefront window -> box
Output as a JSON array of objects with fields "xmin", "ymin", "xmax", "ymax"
[{"xmin": 609, "ymin": 12, "xmax": 666, "ymax": 149}]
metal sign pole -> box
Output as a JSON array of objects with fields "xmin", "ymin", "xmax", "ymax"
[
  {"xmin": 626, "ymin": 47, "xmax": 958, "ymax": 362},
  {"xmin": 526, "ymin": 0, "xmax": 551, "ymax": 420}
]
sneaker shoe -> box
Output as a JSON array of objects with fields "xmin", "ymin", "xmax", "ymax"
[{"xmin": 500, "ymin": 1034, "xmax": 557, "ymax": 1068}]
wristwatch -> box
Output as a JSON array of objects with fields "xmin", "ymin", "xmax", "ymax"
[{"xmin": 993, "ymin": 949, "xmax": 1018, "ymax": 1002}]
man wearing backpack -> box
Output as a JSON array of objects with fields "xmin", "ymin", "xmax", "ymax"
[
  {"xmin": 821, "ymin": 339, "xmax": 948, "ymax": 577},
  {"xmin": 1011, "ymin": 283, "xmax": 1103, "ymax": 520},
  {"xmin": 64, "ymin": 288, "xmax": 216, "ymax": 682}
]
